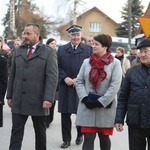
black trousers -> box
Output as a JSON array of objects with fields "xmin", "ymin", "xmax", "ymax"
[
  {"xmin": 61, "ymin": 113, "xmax": 82, "ymax": 142},
  {"xmin": 82, "ymin": 132, "xmax": 111, "ymax": 150},
  {"xmin": 9, "ymin": 113, "xmax": 47, "ymax": 150},
  {"xmin": 128, "ymin": 126, "xmax": 150, "ymax": 150},
  {"xmin": 0, "ymin": 105, "xmax": 3, "ymax": 127}
]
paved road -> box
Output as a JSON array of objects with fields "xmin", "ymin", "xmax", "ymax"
[{"xmin": 0, "ymin": 101, "xmax": 128, "ymax": 150}]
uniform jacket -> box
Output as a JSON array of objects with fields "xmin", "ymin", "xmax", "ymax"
[
  {"xmin": 115, "ymin": 64, "xmax": 150, "ymax": 128},
  {"xmin": 0, "ymin": 56, "xmax": 8, "ymax": 105},
  {"xmin": 6, "ymin": 39, "xmax": 58, "ymax": 116},
  {"xmin": 57, "ymin": 42, "xmax": 92, "ymax": 113},
  {"xmin": 75, "ymin": 58, "xmax": 122, "ymax": 127}
]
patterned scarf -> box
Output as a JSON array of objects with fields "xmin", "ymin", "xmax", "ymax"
[{"xmin": 89, "ymin": 51, "xmax": 114, "ymax": 92}]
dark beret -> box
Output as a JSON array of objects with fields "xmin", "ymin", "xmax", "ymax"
[{"xmin": 137, "ymin": 38, "xmax": 150, "ymax": 49}]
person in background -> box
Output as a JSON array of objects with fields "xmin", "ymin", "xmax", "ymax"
[
  {"xmin": 0, "ymin": 55, "xmax": 8, "ymax": 127},
  {"xmin": 7, "ymin": 38, "xmax": 23, "ymax": 76},
  {"xmin": 81, "ymin": 37, "xmax": 86, "ymax": 44},
  {"xmin": 14, "ymin": 38, "xmax": 23, "ymax": 48},
  {"xmin": 57, "ymin": 24, "xmax": 93, "ymax": 148},
  {"xmin": 131, "ymin": 49, "xmax": 141, "ymax": 66},
  {"xmin": 46, "ymin": 38, "xmax": 56, "ymax": 50},
  {"xmin": 126, "ymin": 46, "xmax": 137, "ymax": 64},
  {"xmin": 115, "ymin": 38, "xmax": 150, "ymax": 150},
  {"xmin": 0, "ymin": 37, "xmax": 3, "ymax": 50},
  {"xmin": 21, "ymin": 32, "xmax": 25, "ymax": 42},
  {"xmin": 86, "ymin": 35, "xmax": 94, "ymax": 47},
  {"xmin": 0, "ymin": 37, "xmax": 8, "ymax": 58},
  {"xmin": 7, "ymin": 23, "xmax": 58, "ymax": 150},
  {"xmin": 45, "ymin": 37, "xmax": 57, "ymax": 128},
  {"xmin": 115, "ymin": 46, "xmax": 130, "ymax": 79},
  {"xmin": 75, "ymin": 34, "xmax": 122, "ymax": 150}
]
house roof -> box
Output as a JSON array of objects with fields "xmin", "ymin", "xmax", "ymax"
[
  {"xmin": 57, "ymin": 6, "xmax": 118, "ymax": 32},
  {"xmin": 77, "ymin": 6, "xmax": 118, "ymax": 25},
  {"xmin": 136, "ymin": 2, "xmax": 150, "ymax": 35}
]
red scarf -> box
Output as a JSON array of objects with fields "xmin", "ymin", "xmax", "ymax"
[{"xmin": 89, "ymin": 51, "xmax": 114, "ymax": 92}]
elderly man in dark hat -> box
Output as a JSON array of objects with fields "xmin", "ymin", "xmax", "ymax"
[
  {"xmin": 115, "ymin": 38, "xmax": 150, "ymax": 150},
  {"xmin": 57, "ymin": 25, "xmax": 93, "ymax": 148}
]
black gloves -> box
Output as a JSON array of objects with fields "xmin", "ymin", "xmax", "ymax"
[
  {"xmin": 81, "ymin": 97, "xmax": 112, "ymax": 109},
  {"xmin": 81, "ymin": 97, "xmax": 103, "ymax": 109}
]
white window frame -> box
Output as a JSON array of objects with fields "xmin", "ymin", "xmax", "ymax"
[{"xmin": 89, "ymin": 22, "xmax": 101, "ymax": 32}]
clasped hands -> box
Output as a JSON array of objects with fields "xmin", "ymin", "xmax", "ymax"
[
  {"xmin": 64, "ymin": 77, "xmax": 76, "ymax": 87},
  {"xmin": 81, "ymin": 96, "xmax": 103, "ymax": 109}
]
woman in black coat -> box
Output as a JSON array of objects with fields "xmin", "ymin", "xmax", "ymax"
[{"xmin": 0, "ymin": 55, "xmax": 8, "ymax": 127}]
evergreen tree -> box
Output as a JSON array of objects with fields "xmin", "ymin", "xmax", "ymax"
[
  {"xmin": 2, "ymin": 0, "xmax": 61, "ymax": 39},
  {"xmin": 116, "ymin": 0, "xmax": 144, "ymax": 38}
]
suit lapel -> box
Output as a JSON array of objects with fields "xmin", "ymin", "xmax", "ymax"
[
  {"xmin": 65, "ymin": 43, "xmax": 74, "ymax": 53},
  {"xmin": 74, "ymin": 43, "xmax": 84, "ymax": 54},
  {"xmin": 21, "ymin": 46, "xmax": 41, "ymax": 60},
  {"xmin": 29, "ymin": 48, "xmax": 40, "ymax": 59},
  {"xmin": 20, "ymin": 48, "xmax": 28, "ymax": 60},
  {"xmin": 65, "ymin": 42, "xmax": 84, "ymax": 54}
]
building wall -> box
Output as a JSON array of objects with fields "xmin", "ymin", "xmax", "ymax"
[
  {"xmin": 59, "ymin": 9, "xmax": 118, "ymax": 41},
  {"xmin": 78, "ymin": 10, "xmax": 118, "ymax": 37}
]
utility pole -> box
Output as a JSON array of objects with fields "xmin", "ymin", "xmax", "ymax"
[
  {"xmin": 128, "ymin": 0, "xmax": 132, "ymax": 47},
  {"xmin": 73, "ymin": 0, "xmax": 78, "ymax": 25},
  {"xmin": 10, "ymin": 0, "xmax": 16, "ymax": 38}
]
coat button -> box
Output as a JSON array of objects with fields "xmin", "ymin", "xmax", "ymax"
[
  {"xmin": 23, "ymin": 79, "xmax": 26, "ymax": 81},
  {"xmin": 23, "ymin": 91, "xmax": 26, "ymax": 94}
]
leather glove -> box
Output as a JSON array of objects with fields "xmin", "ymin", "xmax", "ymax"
[
  {"xmin": 106, "ymin": 102, "xmax": 112, "ymax": 108},
  {"xmin": 84, "ymin": 102, "xmax": 96, "ymax": 109},
  {"xmin": 81, "ymin": 96, "xmax": 88, "ymax": 103},
  {"xmin": 82, "ymin": 97, "xmax": 103, "ymax": 109},
  {"xmin": 82, "ymin": 97, "xmax": 95, "ymax": 109},
  {"xmin": 95, "ymin": 101, "xmax": 103, "ymax": 108}
]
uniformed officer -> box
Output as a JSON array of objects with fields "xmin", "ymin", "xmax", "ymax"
[{"xmin": 57, "ymin": 25, "xmax": 93, "ymax": 148}]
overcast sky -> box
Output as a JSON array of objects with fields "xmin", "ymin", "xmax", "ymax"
[{"xmin": 0, "ymin": 0, "xmax": 149, "ymax": 36}]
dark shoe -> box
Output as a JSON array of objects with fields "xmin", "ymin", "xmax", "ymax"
[
  {"xmin": 60, "ymin": 142, "xmax": 70, "ymax": 148},
  {"xmin": 75, "ymin": 136, "xmax": 83, "ymax": 145}
]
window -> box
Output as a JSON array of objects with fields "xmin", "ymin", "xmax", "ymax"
[{"xmin": 89, "ymin": 22, "xmax": 101, "ymax": 32}]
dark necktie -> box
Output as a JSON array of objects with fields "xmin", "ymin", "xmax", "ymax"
[
  {"xmin": 27, "ymin": 46, "xmax": 33, "ymax": 58},
  {"xmin": 73, "ymin": 45, "xmax": 76, "ymax": 51}
]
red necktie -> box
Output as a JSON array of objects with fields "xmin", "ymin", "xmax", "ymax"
[{"xmin": 27, "ymin": 46, "xmax": 32, "ymax": 58}]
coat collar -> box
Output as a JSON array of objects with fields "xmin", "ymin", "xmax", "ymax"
[
  {"xmin": 20, "ymin": 37, "xmax": 43, "ymax": 60},
  {"xmin": 65, "ymin": 42, "xmax": 85, "ymax": 54}
]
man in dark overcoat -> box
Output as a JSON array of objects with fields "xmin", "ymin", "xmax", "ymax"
[
  {"xmin": 7, "ymin": 23, "xmax": 58, "ymax": 150},
  {"xmin": 0, "ymin": 55, "xmax": 8, "ymax": 127},
  {"xmin": 57, "ymin": 25, "xmax": 93, "ymax": 148}
]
